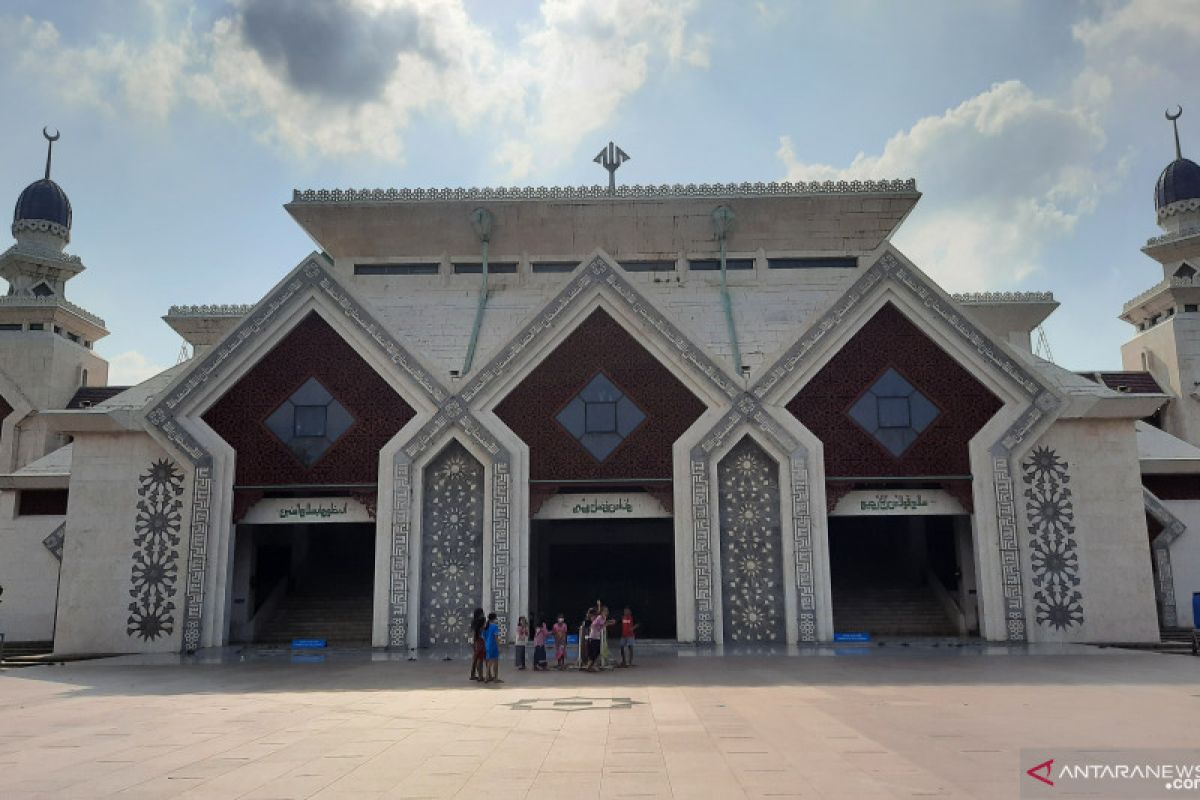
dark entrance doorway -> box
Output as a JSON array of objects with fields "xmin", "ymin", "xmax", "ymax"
[
  {"xmin": 530, "ymin": 518, "xmax": 676, "ymax": 638},
  {"xmin": 231, "ymin": 522, "xmax": 375, "ymax": 645},
  {"xmin": 828, "ymin": 515, "xmax": 975, "ymax": 637}
]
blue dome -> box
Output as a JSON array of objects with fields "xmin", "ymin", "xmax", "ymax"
[
  {"xmin": 13, "ymin": 178, "xmax": 72, "ymax": 230},
  {"xmin": 1155, "ymin": 158, "xmax": 1200, "ymax": 211}
]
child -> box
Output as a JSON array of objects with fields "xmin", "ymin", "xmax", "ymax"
[
  {"xmin": 515, "ymin": 616, "xmax": 528, "ymax": 671},
  {"xmin": 533, "ymin": 619, "xmax": 548, "ymax": 670},
  {"xmin": 619, "ymin": 607, "xmax": 639, "ymax": 667},
  {"xmin": 579, "ymin": 609, "xmax": 594, "ymax": 670},
  {"xmin": 553, "ymin": 614, "xmax": 569, "ymax": 670},
  {"xmin": 469, "ymin": 607, "xmax": 485, "ymax": 682},
  {"xmin": 586, "ymin": 606, "xmax": 605, "ymax": 672},
  {"xmin": 483, "ymin": 612, "xmax": 502, "ymax": 683}
]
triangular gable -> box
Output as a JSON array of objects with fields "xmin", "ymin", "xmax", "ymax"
[
  {"xmin": 141, "ymin": 253, "xmax": 450, "ymax": 652},
  {"xmin": 685, "ymin": 249, "xmax": 1063, "ymax": 645},
  {"xmin": 459, "ymin": 253, "xmax": 742, "ymax": 408},
  {"xmin": 145, "ymin": 254, "xmax": 449, "ymax": 463}
]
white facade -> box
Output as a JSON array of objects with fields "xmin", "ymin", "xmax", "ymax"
[{"xmin": 0, "ymin": 172, "xmax": 1184, "ymax": 654}]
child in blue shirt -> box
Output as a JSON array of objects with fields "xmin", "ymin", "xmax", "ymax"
[{"xmin": 483, "ymin": 612, "xmax": 502, "ymax": 683}]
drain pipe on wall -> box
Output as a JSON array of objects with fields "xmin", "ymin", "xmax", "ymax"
[
  {"xmin": 711, "ymin": 205, "xmax": 743, "ymax": 375},
  {"xmin": 462, "ymin": 207, "xmax": 494, "ymax": 376}
]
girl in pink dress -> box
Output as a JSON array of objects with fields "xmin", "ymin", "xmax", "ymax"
[{"xmin": 552, "ymin": 614, "xmax": 569, "ymax": 669}]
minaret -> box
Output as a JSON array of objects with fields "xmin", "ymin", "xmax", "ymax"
[
  {"xmin": 1120, "ymin": 107, "xmax": 1200, "ymax": 445},
  {"xmin": 0, "ymin": 129, "xmax": 111, "ymax": 468}
]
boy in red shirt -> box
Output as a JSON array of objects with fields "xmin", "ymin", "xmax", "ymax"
[{"xmin": 619, "ymin": 607, "xmax": 639, "ymax": 667}]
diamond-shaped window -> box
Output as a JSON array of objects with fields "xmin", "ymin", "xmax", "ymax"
[
  {"xmin": 847, "ymin": 368, "xmax": 939, "ymax": 457},
  {"xmin": 265, "ymin": 377, "xmax": 354, "ymax": 466},
  {"xmin": 555, "ymin": 373, "xmax": 646, "ymax": 462}
]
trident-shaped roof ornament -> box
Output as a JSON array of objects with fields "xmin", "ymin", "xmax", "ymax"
[
  {"xmin": 594, "ymin": 141, "xmax": 630, "ymax": 195},
  {"xmin": 1167, "ymin": 106, "xmax": 1184, "ymax": 160}
]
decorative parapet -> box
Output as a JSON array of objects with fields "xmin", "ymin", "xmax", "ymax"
[
  {"xmin": 0, "ymin": 295, "xmax": 106, "ymax": 328},
  {"xmin": 291, "ymin": 179, "xmax": 918, "ymax": 203},
  {"xmin": 953, "ymin": 291, "xmax": 1055, "ymax": 304},
  {"xmin": 1122, "ymin": 276, "xmax": 1199, "ymax": 314},
  {"xmin": 2, "ymin": 241, "xmax": 83, "ymax": 266},
  {"xmin": 11, "ymin": 218, "xmax": 70, "ymax": 243},
  {"xmin": 1156, "ymin": 197, "xmax": 1200, "ymax": 222},
  {"xmin": 165, "ymin": 304, "xmax": 253, "ymax": 317},
  {"xmin": 1146, "ymin": 223, "xmax": 1200, "ymax": 247}
]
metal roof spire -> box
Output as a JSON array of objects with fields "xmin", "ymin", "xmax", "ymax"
[
  {"xmin": 593, "ymin": 141, "xmax": 630, "ymax": 195},
  {"xmin": 1166, "ymin": 106, "xmax": 1183, "ymax": 161},
  {"xmin": 42, "ymin": 126, "xmax": 60, "ymax": 180}
]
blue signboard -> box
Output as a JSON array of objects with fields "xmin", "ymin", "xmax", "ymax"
[
  {"xmin": 292, "ymin": 638, "xmax": 327, "ymax": 649},
  {"xmin": 833, "ymin": 632, "xmax": 871, "ymax": 643}
]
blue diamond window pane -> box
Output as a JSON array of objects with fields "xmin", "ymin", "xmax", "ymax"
[
  {"xmin": 585, "ymin": 401, "xmax": 617, "ymax": 433},
  {"xmin": 909, "ymin": 392, "xmax": 939, "ymax": 432},
  {"xmin": 877, "ymin": 396, "xmax": 911, "ymax": 429},
  {"xmin": 578, "ymin": 373, "xmax": 621, "ymax": 403},
  {"xmin": 325, "ymin": 400, "xmax": 354, "ymax": 441},
  {"xmin": 847, "ymin": 394, "xmax": 878, "ymax": 432},
  {"xmin": 875, "ymin": 428, "xmax": 916, "ymax": 457},
  {"xmin": 847, "ymin": 367, "xmax": 941, "ymax": 457},
  {"xmin": 615, "ymin": 397, "xmax": 645, "ymax": 436},
  {"xmin": 291, "ymin": 376, "xmax": 333, "ymax": 406},
  {"xmin": 294, "ymin": 405, "xmax": 327, "ymax": 438},
  {"xmin": 871, "ymin": 368, "xmax": 914, "ymax": 398},
  {"xmin": 290, "ymin": 436, "xmax": 331, "ymax": 466},
  {"xmin": 265, "ymin": 402, "xmax": 294, "ymax": 442},
  {"xmin": 555, "ymin": 398, "xmax": 587, "ymax": 438},
  {"xmin": 581, "ymin": 432, "xmax": 624, "ymax": 461}
]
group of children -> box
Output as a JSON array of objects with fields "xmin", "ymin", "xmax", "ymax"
[{"xmin": 468, "ymin": 604, "xmax": 639, "ymax": 684}]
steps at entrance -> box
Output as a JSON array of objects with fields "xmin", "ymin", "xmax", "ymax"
[
  {"xmin": 832, "ymin": 583, "xmax": 959, "ymax": 637},
  {"xmin": 256, "ymin": 585, "xmax": 373, "ymax": 646}
]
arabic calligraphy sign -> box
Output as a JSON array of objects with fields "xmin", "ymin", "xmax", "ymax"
[
  {"xmin": 534, "ymin": 492, "xmax": 671, "ymax": 520},
  {"xmin": 241, "ymin": 497, "xmax": 374, "ymax": 525},
  {"xmin": 829, "ymin": 490, "xmax": 967, "ymax": 517}
]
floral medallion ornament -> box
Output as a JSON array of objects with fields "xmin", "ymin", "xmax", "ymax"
[
  {"xmin": 127, "ymin": 458, "xmax": 184, "ymax": 641},
  {"xmin": 718, "ymin": 438, "xmax": 786, "ymax": 642},
  {"xmin": 1022, "ymin": 445, "xmax": 1083, "ymax": 630},
  {"xmin": 420, "ymin": 442, "xmax": 484, "ymax": 647}
]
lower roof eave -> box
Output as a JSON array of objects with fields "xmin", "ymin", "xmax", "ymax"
[
  {"xmin": 36, "ymin": 409, "xmax": 144, "ymax": 433},
  {"xmin": 0, "ymin": 473, "xmax": 70, "ymax": 490},
  {"xmin": 1140, "ymin": 458, "xmax": 1200, "ymax": 476},
  {"xmin": 1055, "ymin": 393, "xmax": 1170, "ymax": 420}
]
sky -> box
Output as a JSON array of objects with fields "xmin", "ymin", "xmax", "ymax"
[{"xmin": 0, "ymin": 0, "xmax": 1197, "ymax": 384}]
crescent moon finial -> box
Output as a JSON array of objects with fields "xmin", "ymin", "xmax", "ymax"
[
  {"xmin": 1166, "ymin": 106, "xmax": 1184, "ymax": 159},
  {"xmin": 42, "ymin": 126, "xmax": 60, "ymax": 143}
]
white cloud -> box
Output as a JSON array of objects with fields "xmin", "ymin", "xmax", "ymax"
[
  {"xmin": 108, "ymin": 350, "xmax": 169, "ymax": 386},
  {"xmin": 0, "ymin": 0, "xmax": 708, "ymax": 175},
  {"xmin": 778, "ymin": 81, "xmax": 1123, "ymax": 290}
]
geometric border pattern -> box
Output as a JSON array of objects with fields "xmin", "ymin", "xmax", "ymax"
[
  {"xmin": 419, "ymin": 441, "xmax": 484, "ymax": 648},
  {"xmin": 1021, "ymin": 446, "xmax": 1083, "ymax": 631},
  {"xmin": 693, "ymin": 393, "xmax": 816, "ymax": 643},
  {"xmin": 1144, "ymin": 488, "xmax": 1188, "ymax": 628},
  {"xmin": 146, "ymin": 256, "xmax": 449, "ymax": 651},
  {"xmin": 388, "ymin": 399, "xmax": 512, "ymax": 648},
  {"xmin": 42, "ymin": 522, "xmax": 65, "ymax": 561},
  {"xmin": 126, "ymin": 458, "xmax": 184, "ymax": 642},
  {"xmin": 718, "ymin": 436, "xmax": 787, "ymax": 643}
]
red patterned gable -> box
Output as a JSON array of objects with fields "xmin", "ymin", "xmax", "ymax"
[
  {"xmin": 202, "ymin": 312, "xmax": 415, "ymax": 488},
  {"xmin": 786, "ymin": 303, "xmax": 1003, "ymax": 478},
  {"xmin": 494, "ymin": 309, "xmax": 706, "ymax": 482}
]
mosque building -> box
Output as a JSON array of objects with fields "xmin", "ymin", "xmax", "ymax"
[{"xmin": 0, "ymin": 117, "xmax": 1198, "ymax": 656}]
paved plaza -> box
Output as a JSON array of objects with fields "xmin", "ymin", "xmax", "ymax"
[{"xmin": 0, "ymin": 644, "xmax": 1198, "ymax": 799}]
